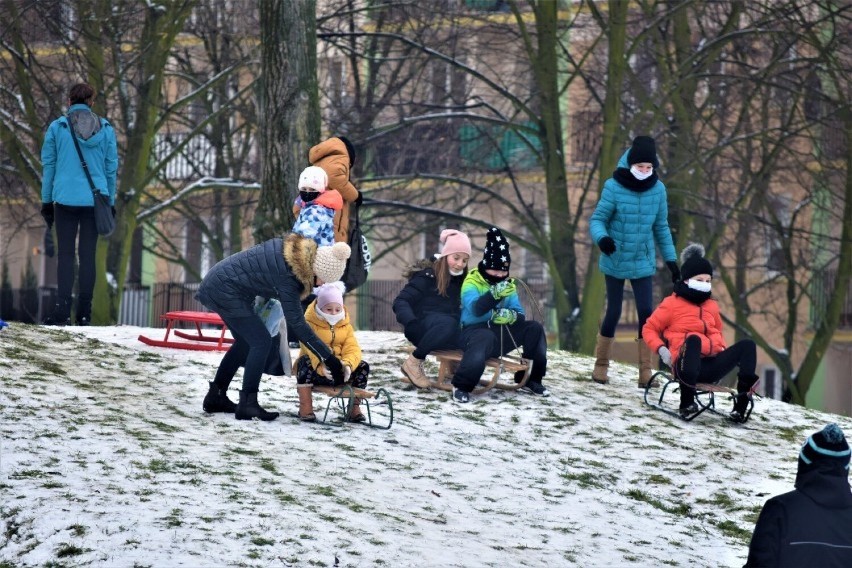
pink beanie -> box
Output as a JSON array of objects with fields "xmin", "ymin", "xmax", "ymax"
[
  {"xmin": 436, "ymin": 229, "xmax": 471, "ymax": 258},
  {"xmin": 316, "ymin": 281, "xmax": 345, "ymax": 309}
]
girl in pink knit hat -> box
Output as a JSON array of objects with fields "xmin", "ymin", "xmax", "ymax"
[{"xmin": 393, "ymin": 229, "xmax": 471, "ymax": 388}]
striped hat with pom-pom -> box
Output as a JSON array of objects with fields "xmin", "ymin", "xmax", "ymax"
[{"xmin": 799, "ymin": 423, "xmax": 851, "ymax": 474}]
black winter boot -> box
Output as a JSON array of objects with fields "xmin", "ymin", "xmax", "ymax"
[
  {"xmin": 731, "ymin": 373, "xmax": 759, "ymax": 419},
  {"xmin": 76, "ymin": 297, "xmax": 92, "ymax": 326},
  {"xmin": 235, "ymin": 391, "xmax": 279, "ymax": 421},
  {"xmin": 42, "ymin": 298, "xmax": 71, "ymax": 326},
  {"xmin": 202, "ymin": 382, "xmax": 236, "ymax": 413}
]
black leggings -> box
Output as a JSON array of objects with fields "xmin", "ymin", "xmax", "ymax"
[
  {"xmin": 600, "ymin": 275, "xmax": 654, "ymax": 339},
  {"xmin": 213, "ymin": 314, "xmax": 273, "ymax": 394},
  {"xmin": 676, "ymin": 337, "xmax": 757, "ymax": 406},
  {"xmin": 54, "ymin": 204, "xmax": 98, "ymax": 304},
  {"xmin": 295, "ymin": 355, "xmax": 369, "ymax": 388}
]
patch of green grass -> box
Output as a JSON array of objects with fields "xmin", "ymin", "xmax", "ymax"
[
  {"xmin": 250, "ymin": 536, "xmax": 275, "ymax": 546},
  {"xmin": 56, "ymin": 543, "xmax": 86, "ymax": 557},
  {"xmin": 68, "ymin": 524, "xmax": 87, "ymax": 537},
  {"xmin": 143, "ymin": 420, "xmax": 180, "ymax": 433},
  {"xmin": 625, "ymin": 488, "xmax": 690, "ymax": 516},
  {"xmin": 560, "ymin": 471, "xmax": 604, "ymax": 489},
  {"xmin": 715, "ymin": 519, "xmax": 752, "ymax": 543},
  {"xmin": 272, "ymin": 489, "xmax": 298, "ymax": 505},
  {"xmin": 776, "ymin": 426, "xmax": 804, "ymax": 444},
  {"xmin": 314, "ymin": 486, "xmax": 335, "ymax": 497},
  {"xmin": 642, "ymin": 474, "xmax": 671, "ymax": 485},
  {"xmin": 136, "ymin": 352, "xmax": 162, "ymax": 362},
  {"xmin": 163, "ymin": 509, "xmax": 182, "ymax": 528},
  {"xmin": 230, "ymin": 447, "xmax": 261, "ymax": 456},
  {"xmin": 259, "ymin": 458, "xmax": 278, "ymax": 474},
  {"xmin": 41, "ymin": 481, "xmax": 64, "ymax": 489}
]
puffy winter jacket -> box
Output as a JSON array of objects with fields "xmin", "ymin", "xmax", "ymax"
[
  {"xmin": 297, "ymin": 299, "xmax": 362, "ymax": 374},
  {"xmin": 588, "ymin": 149, "xmax": 676, "ymax": 279},
  {"xmin": 746, "ymin": 465, "xmax": 852, "ymax": 567},
  {"xmin": 460, "ymin": 269, "xmax": 524, "ymax": 327},
  {"xmin": 392, "ymin": 262, "xmax": 465, "ymax": 327},
  {"xmin": 41, "ymin": 104, "xmax": 118, "ymax": 206},
  {"xmin": 292, "ymin": 191, "xmax": 343, "ymax": 247},
  {"xmin": 642, "ymin": 293, "xmax": 726, "ymax": 364},
  {"xmin": 299, "ymin": 138, "xmax": 359, "ymax": 243},
  {"xmin": 195, "ymin": 234, "xmax": 332, "ymax": 361}
]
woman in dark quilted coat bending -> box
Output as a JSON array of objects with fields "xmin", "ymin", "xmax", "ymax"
[{"xmin": 196, "ymin": 234, "xmax": 351, "ymax": 421}]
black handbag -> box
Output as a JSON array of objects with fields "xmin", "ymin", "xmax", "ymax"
[
  {"xmin": 341, "ymin": 202, "xmax": 371, "ymax": 292},
  {"xmin": 65, "ymin": 118, "xmax": 115, "ymax": 237}
]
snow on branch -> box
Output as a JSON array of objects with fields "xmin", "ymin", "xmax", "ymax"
[{"xmin": 136, "ymin": 177, "xmax": 260, "ymax": 222}]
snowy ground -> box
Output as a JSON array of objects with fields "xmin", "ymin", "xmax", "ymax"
[{"xmin": 1, "ymin": 323, "xmax": 850, "ymax": 567}]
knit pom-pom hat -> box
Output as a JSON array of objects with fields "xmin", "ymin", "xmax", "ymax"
[
  {"xmin": 313, "ymin": 242, "xmax": 351, "ymax": 284},
  {"xmin": 798, "ymin": 423, "xmax": 851, "ymax": 476},
  {"xmin": 316, "ymin": 281, "xmax": 346, "ymax": 309},
  {"xmin": 680, "ymin": 243, "xmax": 714, "ymax": 281},
  {"xmin": 298, "ymin": 166, "xmax": 328, "ymax": 193},
  {"xmin": 435, "ymin": 229, "xmax": 471, "ymax": 259}
]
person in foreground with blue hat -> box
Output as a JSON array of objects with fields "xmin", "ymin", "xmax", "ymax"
[{"xmin": 745, "ymin": 423, "xmax": 852, "ymax": 567}]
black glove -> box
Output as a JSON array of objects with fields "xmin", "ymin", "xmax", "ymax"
[
  {"xmin": 111, "ymin": 206, "xmax": 116, "ymax": 218},
  {"xmin": 41, "ymin": 202, "xmax": 54, "ymax": 227},
  {"xmin": 324, "ymin": 355, "xmax": 345, "ymax": 386},
  {"xmin": 354, "ymin": 191, "xmax": 363, "ymax": 206},
  {"xmin": 666, "ymin": 261, "xmax": 681, "ymax": 283},
  {"xmin": 597, "ymin": 236, "xmax": 616, "ymax": 256}
]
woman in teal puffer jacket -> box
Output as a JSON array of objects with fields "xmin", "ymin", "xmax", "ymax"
[
  {"xmin": 40, "ymin": 83, "xmax": 118, "ymax": 325},
  {"xmin": 588, "ymin": 136, "xmax": 678, "ymax": 387}
]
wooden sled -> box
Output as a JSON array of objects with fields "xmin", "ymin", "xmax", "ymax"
[
  {"xmin": 430, "ymin": 349, "xmax": 531, "ymax": 395},
  {"xmin": 643, "ymin": 371, "xmax": 755, "ymax": 423},
  {"xmin": 312, "ymin": 385, "xmax": 393, "ymax": 429},
  {"xmin": 138, "ymin": 310, "xmax": 234, "ymax": 352}
]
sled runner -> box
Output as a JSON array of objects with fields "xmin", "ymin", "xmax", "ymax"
[
  {"xmin": 643, "ymin": 371, "xmax": 755, "ymax": 423},
  {"xmin": 138, "ymin": 311, "xmax": 234, "ymax": 352},
  {"xmin": 312, "ymin": 385, "xmax": 394, "ymax": 429},
  {"xmin": 430, "ymin": 350, "xmax": 531, "ymax": 394}
]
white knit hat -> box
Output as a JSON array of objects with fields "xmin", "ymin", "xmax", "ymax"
[
  {"xmin": 299, "ymin": 166, "xmax": 328, "ymax": 193},
  {"xmin": 313, "ymin": 242, "xmax": 351, "ymax": 283}
]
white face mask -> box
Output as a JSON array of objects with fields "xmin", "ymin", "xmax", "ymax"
[
  {"xmin": 630, "ymin": 165, "xmax": 653, "ymax": 180},
  {"xmin": 449, "ymin": 268, "xmax": 465, "ymax": 276},
  {"xmin": 316, "ymin": 305, "xmax": 345, "ymax": 326},
  {"xmin": 687, "ymin": 279, "xmax": 712, "ymax": 293}
]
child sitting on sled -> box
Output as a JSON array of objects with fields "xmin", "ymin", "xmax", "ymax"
[
  {"xmin": 294, "ymin": 281, "xmax": 369, "ymax": 422},
  {"xmin": 642, "ymin": 243, "xmax": 758, "ymax": 422},
  {"xmin": 452, "ymin": 227, "xmax": 549, "ymax": 403}
]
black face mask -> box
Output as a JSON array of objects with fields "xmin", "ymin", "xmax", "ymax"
[
  {"xmin": 674, "ymin": 280, "xmax": 712, "ymax": 305},
  {"xmin": 479, "ymin": 262, "xmax": 508, "ymax": 284},
  {"xmin": 300, "ymin": 190, "xmax": 320, "ymax": 203}
]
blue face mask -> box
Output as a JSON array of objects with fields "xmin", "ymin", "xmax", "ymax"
[{"xmin": 687, "ymin": 279, "xmax": 712, "ymax": 293}]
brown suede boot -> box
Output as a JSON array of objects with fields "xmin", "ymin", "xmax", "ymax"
[
  {"xmin": 297, "ymin": 386, "xmax": 316, "ymax": 422},
  {"xmin": 592, "ymin": 334, "xmax": 614, "ymax": 384},
  {"xmin": 637, "ymin": 340, "xmax": 659, "ymax": 388}
]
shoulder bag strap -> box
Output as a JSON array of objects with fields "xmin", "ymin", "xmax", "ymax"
[{"xmin": 63, "ymin": 118, "xmax": 97, "ymax": 193}]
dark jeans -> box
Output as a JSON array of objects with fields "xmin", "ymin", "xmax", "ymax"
[
  {"xmin": 452, "ymin": 320, "xmax": 547, "ymax": 393},
  {"xmin": 54, "ymin": 204, "xmax": 98, "ymax": 309},
  {"xmin": 213, "ymin": 314, "xmax": 273, "ymax": 394},
  {"xmin": 600, "ymin": 275, "xmax": 654, "ymax": 339},
  {"xmin": 405, "ymin": 313, "xmax": 461, "ymax": 359},
  {"xmin": 676, "ymin": 337, "xmax": 757, "ymax": 406},
  {"xmin": 295, "ymin": 355, "xmax": 369, "ymax": 388}
]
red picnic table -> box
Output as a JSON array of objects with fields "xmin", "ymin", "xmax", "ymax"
[{"xmin": 138, "ymin": 310, "xmax": 234, "ymax": 352}]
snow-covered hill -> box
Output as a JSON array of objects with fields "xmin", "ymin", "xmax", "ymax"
[{"xmin": 1, "ymin": 323, "xmax": 848, "ymax": 567}]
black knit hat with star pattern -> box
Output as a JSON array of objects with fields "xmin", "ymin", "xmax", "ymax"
[{"xmin": 478, "ymin": 227, "xmax": 511, "ymax": 273}]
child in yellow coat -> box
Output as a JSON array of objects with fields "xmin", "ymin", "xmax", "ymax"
[{"xmin": 295, "ymin": 281, "xmax": 369, "ymax": 422}]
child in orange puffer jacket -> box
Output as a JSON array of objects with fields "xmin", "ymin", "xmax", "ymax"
[{"xmin": 643, "ymin": 244, "xmax": 758, "ymax": 422}]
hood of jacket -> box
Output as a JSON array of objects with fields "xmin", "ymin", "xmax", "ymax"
[
  {"xmin": 282, "ymin": 233, "xmax": 317, "ymax": 299},
  {"xmin": 66, "ymin": 104, "xmax": 110, "ymax": 147},
  {"xmin": 795, "ymin": 465, "xmax": 852, "ymax": 509},
  {"xmin": 309, "ymin": 138, "xmax": 349, "ymax": 166},
  {"xmin": 402, "ymin": 259, "xmax": 434, "ymax": 280}
]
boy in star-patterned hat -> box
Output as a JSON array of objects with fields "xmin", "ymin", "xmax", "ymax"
[{"xmin": 451, "ymin": 227, "xmax": 549, "ymax": 403}]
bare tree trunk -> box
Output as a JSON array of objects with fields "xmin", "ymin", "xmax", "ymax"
[
  {"xmin": 255, "ymin": 0, "xmax": 320, "ymax": 242},
  {"xmin": 577, "ymin": 0, "xmax": 629, "ymax": 354}
]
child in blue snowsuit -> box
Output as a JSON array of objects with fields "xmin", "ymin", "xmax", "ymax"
[
  {"xmin": 292, "ymin": 165, "xmax": 342, "ymax": 247},
  {"xmin": 452, "ymin": 227, "xmax": 549, "ymax": 403}
]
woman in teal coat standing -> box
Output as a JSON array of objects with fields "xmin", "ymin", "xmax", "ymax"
[{"xmin": 588, "ymin": 136, "xmax": 679, "ymax": 387}]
